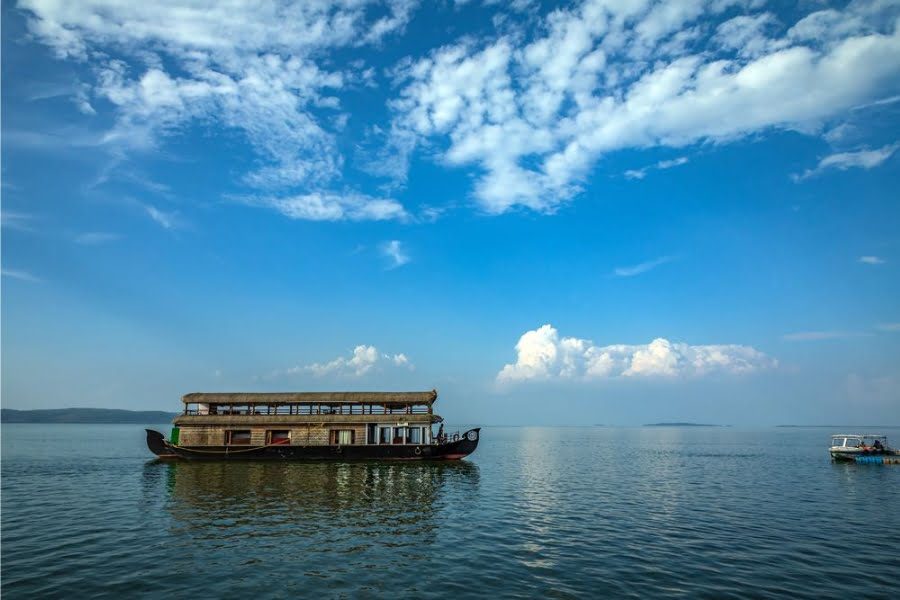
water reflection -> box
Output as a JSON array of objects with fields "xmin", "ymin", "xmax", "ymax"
[{"xmin": 144, "ymin": 460, "xmax": 479, "ymax": 545}]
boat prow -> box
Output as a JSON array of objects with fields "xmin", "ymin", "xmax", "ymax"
[{"xmin": 145, "ymin": 429, "xmax": 178, "ymax": 459}]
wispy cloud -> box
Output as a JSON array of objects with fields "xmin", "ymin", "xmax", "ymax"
[
  {"xmin": 241, "ymin": 192, "xmax": 408, "ymax": 222},
  {"xmin": 613, "ymin": 255, "xmax": 676, "ymax": 278},
  {"xmin": 20, "ymin": 0, "xmax": 416, "ymax": 220},
  {"xmin": 381, "ymin": 240, "xmax": 410, "ymax": 269},
  {"xmin": 782, "ymin": 331, "xmax": 870, "ymax": 342},
  {"xmin": 1, "ymin": 211, "xmax": 36, "ymax": 232},
  {"xmin": 624, "ymin": 156, "xmax": 689, "ymax": 180},
  {"xmin": 793, "ymin": 143, "xmax": 898, "ymax": 181},
  {"xmin": 876, "ymin": 323, "xmax": 900, "ymax": 332},
  {"xmin": 144, "ymin": 205, "xmax": 181, "ymax": 230},
  {"xmin": 1, "ymin": 268, "xmax": 41, "ymax": 283},
  {"xmin": 74, "ymin": 232, "xmax": 121, "ymax": 245},
  {"xmin": 859, "ymin": 255, "xmax": 885, "ymax": 265}
]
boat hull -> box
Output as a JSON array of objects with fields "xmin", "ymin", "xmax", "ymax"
[
  {"xmin": 146, "ymin": 428, "xmax": 480, "ymax": 461},
  {"xmin": 831, "ymin": 449, "xmax": 900, "ymax": 463}
]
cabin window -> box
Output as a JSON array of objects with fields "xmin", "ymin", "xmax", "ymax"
[
  {"xmin": 408, "ymin": 427, "xmax": 422, "ymax": 444},
  {"xmin": 367, "ymin": 424, "xmax": 378, "ymax": 444},
  {"xmin": 267, "ymin": 430, "xmax": 290, "ymax": 445},
  {"xmin": 331, "ymin": 430, "xmax": 354, "ymax": 445},
  {"xmin": 379, "ymin": 427, "xmax": 392, "ymax": 444},
  {"xmin": 225, "ymin": 430, "xmax": 251, "ymax": 445}
]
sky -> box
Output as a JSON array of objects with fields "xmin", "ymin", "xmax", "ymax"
[{"xmin": 2, "ymin": 0, "xmax": 899, "ymax": 426}]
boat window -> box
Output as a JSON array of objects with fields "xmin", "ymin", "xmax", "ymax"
[
  {"xmin": 408, "ymin": 427, "xmax": 421, "ymax": 444},
  {"xmin": 267, "ymin": 430, "xmax": 290, "ymax": 445},
  {"xmin": 225, "ymin": 430, "xmax": 251, "ymax": 445},
  {"xmin": 367, "ymin": 424, "xmax": 378, "ymax": 444},
  {"xmin": 331, "ymin": 430, "xmax": 354, "ymax": 445},
  {"xmin": 379, "ymin": 427, "xmax": 392, "ymax": 444}
]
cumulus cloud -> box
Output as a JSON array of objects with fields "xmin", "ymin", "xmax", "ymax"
[
  {"xmin": 613, "ymin": 255, "xmax": 676, "ymax": 277},
  {"xmin": 381, "ymin": 240, "xmax": 410, "ymax": 268},
  {"xmin": 793, "ymin": 143, "xmax": 898, "ymax": 181},
  {"xmin": 389, "ymin": 0, "xmax": 900, "ymax": 214},
  {"xmin": 497, "ymin": 324, "xmax": 775, "ymax": 382},
  {"xmin": 859, "ymin": 255, "xmax": 886, "ymax": 265},
  {"xmin": 293, "ymin": 345, "xmax": 415, "ymax": 377},
  {"xmin": 20, "ymin": 0, "xmax": 416, "ymax": 221}
]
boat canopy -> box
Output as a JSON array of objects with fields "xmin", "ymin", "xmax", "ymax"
[{"xmin": 181, "ymin": 390, "xmax": 438, "ymax": 406}]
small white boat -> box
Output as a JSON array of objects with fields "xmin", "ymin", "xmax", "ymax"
[{"xmin": 829, "ymin": 434, "xmax": 900, "ymax": 463}]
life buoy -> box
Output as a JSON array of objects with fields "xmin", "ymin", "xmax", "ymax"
[{"xmin": 414, "ymin": 446, "xmax": 422, "ymax": 456}]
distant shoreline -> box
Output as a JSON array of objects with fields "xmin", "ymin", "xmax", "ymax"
[
  {"xmin": 1, "ymin": 408, "xmax": 176, "ymax": 424},
  {"xmin": 643, "ymin": 422, "xmax": 728, "ymax": 427}
]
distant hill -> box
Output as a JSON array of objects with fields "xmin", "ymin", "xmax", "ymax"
[
  {"xmin": 643, "ymin": 422, "xmax": 727, "ymax": 427},
  {"xmin": 1, "ymin": 408, "xmax": 176, "ymax": 424}
]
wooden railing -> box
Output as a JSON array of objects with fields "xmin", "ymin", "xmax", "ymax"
[{"xmin": 183, "ymin": 404, "xmax": 431, "ymax": 416}]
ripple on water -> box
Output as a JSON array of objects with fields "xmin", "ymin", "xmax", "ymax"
[{"xmin": 2, "ymin": 424, "xmax": 900, "ymax": 598}]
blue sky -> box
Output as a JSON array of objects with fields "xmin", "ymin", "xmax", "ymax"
[{"xmin": 2, "ymin": 0, "xmax": 899, "ymax": 425}]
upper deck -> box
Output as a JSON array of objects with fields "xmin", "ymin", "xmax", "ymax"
[{"xmin": 174, "ymin": 390, "xmax": 440, "ymax": 426}]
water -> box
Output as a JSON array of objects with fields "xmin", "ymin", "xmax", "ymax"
[{"xmin": 2, "ymin": 424, "xmax": 899, "ymax": 598}]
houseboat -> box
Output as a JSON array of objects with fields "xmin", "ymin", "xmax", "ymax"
[
  {"xmin": 829, "ymin": 434, "xmax": 900, "ymax": 464},
  {"xmin": 145, "ymin": 390, "xmax": 480, "ymax": 461}
]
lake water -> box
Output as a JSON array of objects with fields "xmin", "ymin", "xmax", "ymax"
[{"xmin": 2, "ymin": 424, "xmax": 899, "ymax": 598}]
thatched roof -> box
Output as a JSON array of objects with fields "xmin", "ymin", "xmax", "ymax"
[{"xmin": 181, "ymin": 390, "xmax": 438, "ymax": 405}]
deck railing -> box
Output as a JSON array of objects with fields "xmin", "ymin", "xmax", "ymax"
[{"xmin": 183, "ymin": 404, "xmax": 431, "ymax": 416}]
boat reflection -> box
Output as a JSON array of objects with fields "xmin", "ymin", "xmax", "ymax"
[{"xmin": 145, "ymin": 460, "xmax": 480, "ymax": 547}]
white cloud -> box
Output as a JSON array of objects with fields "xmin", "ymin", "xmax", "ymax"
[
  {"xmin": 1, "ymin": 211, "xmax": 36, "ymax": 232},
  {"xmin": 389, "ymin": 0, "xmax": 900, "ymax": 214},
  {"xmin": 381, "ymin": 240, "xmax": 410, "ymax": 268},
  {"xmin": 144, "ymin": 204, "xmax": 181, "ymax": 229},
  {"xmin": 392, "ymin": 353, "xmax": 412, "ymax": 368},
  {"xmin": 74, "ymin": 231, "xmax": 121, "ymax": 244},
  {"xmin": 613, "ymin": 255, "xmax": 676, "ymax": 277},
  {"xmin": 859, "ymin": 255, "xmax": 886, "ymax": 265},
  {"xmin": 713, "ymin": 12, "xmax": 780, "ymax": 59},
  {"xmin": 782, "ymin": 331, "xmax": 869, "ymax": 341},
  {"xmin": 793, "ymin": 143, "xmax": 898, "ymax": 181},
  {"xmin": 877, "ymin": 322, "xmax": 900, "ymax": 332},
  {"xmin": 497, "ymin": 324, "xmax": 775, "ymax": 382},
  {"xmin": 20, "ymin": 0, "xmax": 416, "ymax": 221},
  {"xmin": 294, "ymin": 345, "xmax": 414, "ymax": 377},
  {"xmin": 1, "ymin": 268, "xmax": 42, "ymax": 283},
  {"xmin": 624, "ymin": 155, "xmax": 688, "ymax": 179},
  {"xmin": 244, "ymin": 193, "xmax": 408, "ymax": 222}
]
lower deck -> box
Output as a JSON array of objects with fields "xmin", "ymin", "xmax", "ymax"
[{"xmin": 174, "ymin": 422, "xmax": 435, "ymax": 448}]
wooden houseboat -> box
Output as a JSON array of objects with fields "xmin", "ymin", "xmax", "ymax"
[{"xmin": 145, "ymin": 390, "xmax": 480, "ymax": 461}]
